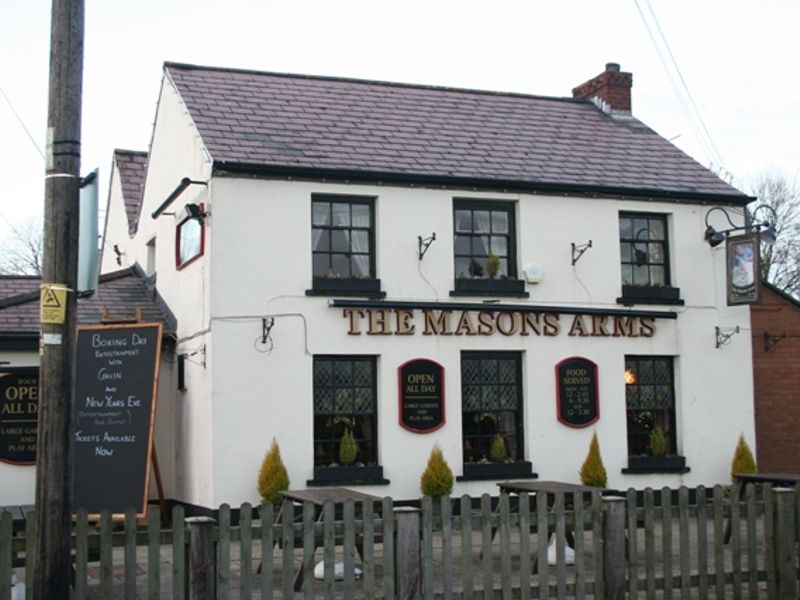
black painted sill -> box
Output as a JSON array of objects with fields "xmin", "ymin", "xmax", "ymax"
[
  {"xmin": 306, "ymin": 277, "xmax": 386, "ymax": 299},
  {"xmin": 617, "ymin": 285, "xmax": 684, "ymax": 306},
  {"xmin": 457, "ymin": 461, "xmax": 537, "ymax": 482},
  {"xmin": 451, "ymin": 278, "xmax": 529, "ymax": 298},
  {"xmin": 307, "ymin": 465, "xmax": 389, "ymax": 487},
  {"xmin": 622, "ymin": 455, "xmax": 690, "ymax": 474}
]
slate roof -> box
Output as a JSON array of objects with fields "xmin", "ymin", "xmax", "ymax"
[
  {"xmin": 0, "ymin": 267, "xmax": 176, "ymax": 338},
  {"xmin": 165, "ymin": 62, "xmax": 749, "ymax": 202},
  {"xmin": 113, "ymin": 149, "xmax": 148, "ymax": 234}
]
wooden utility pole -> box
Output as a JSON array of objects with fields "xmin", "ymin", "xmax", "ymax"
[{"xmin": 33, "ymin": 0, "xmax": 84, "ymax": 597}]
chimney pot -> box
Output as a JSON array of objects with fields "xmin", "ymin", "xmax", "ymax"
[{"xmin": 572, "ymin": 62, "xmax": 632, "ymax": 113}]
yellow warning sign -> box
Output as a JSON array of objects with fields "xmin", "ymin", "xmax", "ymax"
[{"xmin": 40, "ymin": 284, "xmax": 68, "ymax": 324}]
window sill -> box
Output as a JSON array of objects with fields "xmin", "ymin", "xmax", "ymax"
[
  {"xmin": 306, "ymin": 278, "xmax": 385, "ymax": 299},
  {"xmin": 617, "ymin": 285, "xmax": 684, "ymax": 306},
  {"xmin": 622, "ymin": 455, "xmax": 690, "ymax": 474},
  {"xmin": 307, "ymin": 465, "xmax": 389, "ymax": 487},
  {"xmin": 457, "ymin": 461, "xmax": 536, "ymax": 481},
  {"xmin": 451, "ymin": 278, "xmax": 528, "ymax": 298}
]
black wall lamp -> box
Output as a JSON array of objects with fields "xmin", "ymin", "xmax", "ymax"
[
  {"xmin": 185, "ymin": 203, "xmax": 210, "ymax": 223},
  {"xmin": 704, "ymin": 204, "xmax": 777, "ymax": 248}
]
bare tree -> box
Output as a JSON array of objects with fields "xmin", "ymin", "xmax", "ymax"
[
  {"xmin": 748, "ymin": 172, "xmax": 800, "ymax": 299},
  {"xmin": 0, "ymin": 217, "xmax": 44, "ymax": 276}
]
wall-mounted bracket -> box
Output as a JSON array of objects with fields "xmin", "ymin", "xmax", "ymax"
[
  {"xmin": 715, "ymin": 326, "xmax": 740, "ymax": 349},
  {"xmin": 418, "ymin": 233, "xmax": 436, "ymax": 260},
  {"xmin": 571, "ymin": 240, "xmax": 593, "ymax": 265},
  {"xmin": 764, "ymin": 331, "xmax": 786, "ymax": 352}
]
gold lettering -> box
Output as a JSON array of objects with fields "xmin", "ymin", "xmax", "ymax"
[
  {"xmin": 423, "ymin": 310, "xmax": 452, "ymax": 335},
  {"xmin": 639, "ymin": 317, "xmax": 656, "ymax": 337},
  {"xmin": 613, "ymin": 316, "xmax": 637, "ymax": 337},
  {"xmin": 367, "ymin": 309, "xmax": 392, "ymax": 335},
  {"xmin": 477, "ymin": 311, "xmax": 496, "ymax": 335},
  {"xmin": 343, "ymin": 309, "xmax": 365, "ymax": 335},
  {"xmin": 520, "ymin": 313, "xmax": 542, "ymax": 336},
  {"xmin": 395, "ymin": 309, "xmax": 415, "ymax": 335},
  {"xmin": 543, "ymin": 313, "xmax": 561, "ymax": 336},
  {"xmin": 569, "ymin": 315, "xmax": 590, "ymax": 337},
  {"xmin": 591, "ymin": 315, "xmax": 610, "ymax": 337},
  {"xmin": 496, "ymin": 312, "xmax": 518, "ymax": 336},
  {"xmin": 454, "ymin": 311, "xmax": 477, "ymax": 336}
]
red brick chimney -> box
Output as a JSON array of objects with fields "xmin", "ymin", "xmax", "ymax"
[{"xmin": 572, "ymin": 63, "xmax": 632, "ymax": 113}]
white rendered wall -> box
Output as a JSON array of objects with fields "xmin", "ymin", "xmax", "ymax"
[
  {"xmin": 198, "ymin": 177, "xmax": 755, "ymax": 506},
  {"xmin": 99, "ymin": 160, "xmax": 135, "ymax": 275}
]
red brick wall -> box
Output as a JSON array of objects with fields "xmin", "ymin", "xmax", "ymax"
[{"xmin": 750, "ymin": 286, "xmax": 800, "ymax": 472}]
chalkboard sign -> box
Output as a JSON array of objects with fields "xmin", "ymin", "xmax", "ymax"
[
  {"xmin": 555, "ymin": 356, "xmax": 599, "ymax": 428},
  {"xmin": 0, "ymin": 368, "xmax": 39, "ymax": 465},
  {"xmin": 398, "ymin": 359, "xmax": 445, "ymax": 433},
  {"xmin": 73, "ymin": 323, "xmax": 162, "ymax": 516}
]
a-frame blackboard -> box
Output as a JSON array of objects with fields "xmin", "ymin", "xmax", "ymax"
[{"xmin": 72, "ymin": 322, "xmax": 162, "ymax": 517}]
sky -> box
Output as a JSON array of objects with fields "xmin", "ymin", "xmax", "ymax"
[{"xmin": 1, "ymin": 0, "xmax": 798, "ymax": 243}]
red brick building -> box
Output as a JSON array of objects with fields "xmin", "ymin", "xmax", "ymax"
[{"xmin": 751, "ymin": 283, "xmax": 800, "ymax": 472}]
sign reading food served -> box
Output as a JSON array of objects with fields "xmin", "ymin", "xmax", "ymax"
[
  {"xmin": 0, "ymin": 368, "xmax": 39, "ymax": 465},
  {"xmin": 555, "ymin": 356, "xmax": 599, "ymax": 428},
  {"xmin": 73, "ymin": 323, "xmax": 162, "ymax": 516},
  {"xmin": 398, "ymin": 359, "xmax": 444, "ymax": 433}
]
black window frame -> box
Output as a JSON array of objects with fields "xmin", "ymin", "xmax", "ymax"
[
  {"xmin": 307, "ymin": 195, "xmax": 384, "ymax": 298},
  {"xmin": 623, "ymin": 355, "xmax": 688, "ymax": 473},
  {"xmin": 618, "ymin": 212, "xmax": 682, "ymax": 305},
  {"xmin": 452, "ymin": 199, "xmax": 527, "ymax": 297},
  {"xmin": 310, "ymin": 355, "xmax": 387, "ymax": 486},
  {"xmin": 458, "ymin": 351, "xmax": 534, "ymax": 481}
]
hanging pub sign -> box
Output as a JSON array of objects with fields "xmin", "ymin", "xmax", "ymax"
[
  {"xmin": 398, "ymin": 359, "xmax": 445, "ymax": 433},
  {"xmin": 555, "ymin": 356, "xmax": 599, "ymax": 428},
  {"xmin": 0, "ymin": 368, "xmax": 39, "ymax": 465},
  {"xmin": 727, "ymin": 233, "xmax": 761, "ymax": 305}
]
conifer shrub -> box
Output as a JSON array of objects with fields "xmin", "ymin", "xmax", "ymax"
[
  {"xmin": 486, "ymin": 254, "xmax": 500, "ymax": 279},
  {"xmin": 489, "ymin": 433, "xmax": 507, "ymax": 462},
  {"xmin": 649, "ymin": 426, "xmax": 668, "ymax": 456},
  {"xmin": 579, "ymin": 431, "xmax": 608, "ymax": 488},
  {"xmin": 731, "ymin": 433, "xmax": 757, "ymax": 480},
  {"xmin": 420, "ymin": 444, "xmax": 454, "ymax": 499},
  {"xmin": 257, "ymin": 438, "xmax": 289, "ymax": 505},
  {"xmin": 339, "ymin": 428, "xmax": 358, "ymax": 466}
]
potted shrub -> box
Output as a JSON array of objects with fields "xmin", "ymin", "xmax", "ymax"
[
  {"xmin": 420, "ymin": 444, "xmax": 453, "ymax": 500},
  {"xmin": 489, "ymin": 433, "xmax": 507, "ymax": 463},
  {"xmin": 579, "ymin": 431, "xmax": 607, "ymax": 488},
  {"xmin": 626, "ymin": 426, "xmax": 686, "ymax": 471},
  {"xmin": 730, "ymin": 433, "xmax": 757, "ymax": 481},
  {"xmin": 339, "ymin": 428, "xmax": 358, "ymax": 466},
  {"xmin": 257, "ymin": 438, "xmax": 289, "ymax": 506},
  {"xmin": 486, "ymin": 254, "xmax": 500, "ymax": 279}
]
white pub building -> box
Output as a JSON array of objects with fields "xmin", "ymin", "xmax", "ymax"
[{"xmin": 91, "ymin": 61, "xmax": 756, "ymax": 511}]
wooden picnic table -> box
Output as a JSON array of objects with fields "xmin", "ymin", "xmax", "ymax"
[
  {"xmin": 278, "ymin": 487, "xmax": 382, "ymax": 591},
  {"xmin": 734, "ymin": 472, "xmax": 800, "ymax": 487}
]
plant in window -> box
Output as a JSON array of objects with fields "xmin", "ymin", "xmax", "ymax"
[
  {"xmin": 649, "ymin": 426, "xmax": 669, "ymax": 456},
  {"xmin": 468, "ymin": 259, "xmax": 484, "ymax": 278},
  {"xmin": 486, "ymin": 254, "xmax": 500, "ymax": 279},
  {"xmin": 339, "ymin": 428, "xmax": 358, "ymax": 466},
  {"xmin": 420, "ymin": 444, "xmax": 454, "ymax": 499},
  {"xmin": 489, "ymin": 433, "xmax": 507, "ymax": 463},
  {"xmin": 730, "ymin": 433, "xmax": 757, "ymax": 481},
  {"xmin": 579, "ymin": 431, "xmax": 607, "ymax": 488},
  {"xmin": 257, "ymin": 438, "xmax": 290, "ymax": 505}
]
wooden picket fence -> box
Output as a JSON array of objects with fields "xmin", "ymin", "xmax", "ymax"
[{"xmin": 1, "ymin": 484, "xmax": 799, "ymax": 599}]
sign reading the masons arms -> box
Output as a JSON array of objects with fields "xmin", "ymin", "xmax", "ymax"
[
  {"xmin": 398, "ymin": 359, "xmax": 444, "ymax": 433},
  {"xmin": 555, "ymin": 356, "xmax": 599, "ymax": 428},
  {"xmin": 0, "ymin": 368, "xmax": 39, "ymax": 465}
]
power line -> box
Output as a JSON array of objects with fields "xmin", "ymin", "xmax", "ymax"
[
  {"xmin": 0, "ymin": 83, "xmax": 45, "ymax": 160},
  {"xmin": 634, "ymin": 0, "xmax": 725, "ymax": 172}
]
